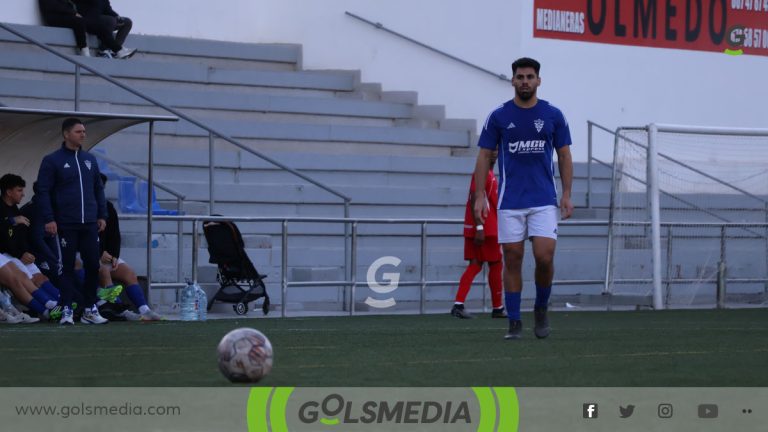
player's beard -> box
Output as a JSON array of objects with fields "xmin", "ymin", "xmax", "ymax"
[{"xmin": 516, "ymin": 88, "xmax": 535, "ymax": 101}]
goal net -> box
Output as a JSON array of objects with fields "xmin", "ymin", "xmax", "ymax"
[{"xmin": 606, "ymin": 124, "xmax": 768, "ymax": 309}]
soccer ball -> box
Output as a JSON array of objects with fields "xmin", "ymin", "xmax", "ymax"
[{"xmin": 217, "ymin": 328, "xmax": 273, "ymax": 383}]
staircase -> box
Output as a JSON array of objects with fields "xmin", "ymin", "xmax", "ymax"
[{"xmin": 0, "ymin": 23, "xmax": 616, "ymax": 313}]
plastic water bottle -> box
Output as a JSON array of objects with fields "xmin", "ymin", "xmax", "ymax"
[
  {"xmin": 195, "ymin": 283, "xmax": 207, "ymax": 321},
  {"xmin": 179, "ymin": 282, "xmax": 197, "ymax": 321}
]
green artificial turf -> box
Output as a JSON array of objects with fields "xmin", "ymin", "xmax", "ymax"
[{"xmin": 1, "ymin": 309, "xmax": 766, "ymax": 387}]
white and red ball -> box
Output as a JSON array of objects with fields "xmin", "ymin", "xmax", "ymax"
[{"xmin": 217, "ymin": 328, "xmax": 273, "ymax": 383}]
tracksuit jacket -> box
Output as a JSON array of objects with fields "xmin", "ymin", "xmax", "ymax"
[{"xmin": 36, "ymin": 143, "xmax": 107, "ymax": 227}]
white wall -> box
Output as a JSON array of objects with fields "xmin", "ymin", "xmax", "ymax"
[{"xmin": 6, "ymin": 0, "xmax": 768, "ymax": 162}]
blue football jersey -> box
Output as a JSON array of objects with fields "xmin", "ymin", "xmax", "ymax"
[{"xmin": 478, "ymin": 99, "xmax": 571, "ymax": 209}]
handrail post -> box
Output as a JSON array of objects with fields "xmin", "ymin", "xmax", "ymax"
[
  {"xmin": 146, "ymin": 122, "xmax": 154, "ymax": 296},
  {"xmin": 764, "ymin": 202, "xmax": 768, "ymax": 297},
  {"xmin": 191, "ymin": 219, "xmax": 199, "ymax": 283},
  {"xmin": 74, "ymin": 64, "xmax": 81, "ymax": 111},
  {"xmin": 664, "ymin": 225, "xmax": 673, "ymax": 307},
  {"xmin": 587, "ymin": 121, "xmax": 593, "ymax": 209},
  {"xmin": 343, "ymin": 200, "xmax": 350, "ymax": 312},
  {"xmin": 350, "ymin": 221, "xmax": 358, "ymax": 316},
  {"xmin": 209, "ymin": 132, "xmax": 215, "ymax": 215},
  {"xmin": 281, "ymin": 220, "xmax": 288, "ymax": 318},
  {"xmin": 177, "ymin": 197, "xmax": 183, "ymax": 284},
  {"xmin": 717, "ymin": 225, "xmax": 727, "ymax": 309},
  {"xmin": 420, "ymin": 222, "xmax": 427, "ymax": 315}
]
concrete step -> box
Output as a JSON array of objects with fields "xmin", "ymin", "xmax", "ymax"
[
  {"xmin": 0, "ymin": 77, "xmax": 420, "ymax": 122},
  {"xmin": 0, "ymin": 51, "xmax": 358, "ymax": 97},
  {"xmin": 0, "ymin": 23, "xmax": 302, "ymax": 71},
  {"xmin": 97, "ymin": 119, "xmax": 473, "ymax": 150}
]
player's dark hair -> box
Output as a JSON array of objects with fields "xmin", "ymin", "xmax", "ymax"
[
  {"xmin": 512, "ymin": 57, "xmax": 541, "ymax": 75},
  {"xmin": 0, "ymin": 173, "xmax": 25, "ymax": 196},
  {"xmin": 61, "ymin": 117, "xmax": 84, "ymax": 134}
]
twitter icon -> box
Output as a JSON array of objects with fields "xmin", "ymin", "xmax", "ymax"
[{"xmin": 619, "ymin": 405, "xmax": 635, "ymax": 418}]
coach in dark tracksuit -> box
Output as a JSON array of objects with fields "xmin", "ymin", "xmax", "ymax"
[{"xmin": 36, "ymin": 118, "xmax": 107, "ymax": 324}]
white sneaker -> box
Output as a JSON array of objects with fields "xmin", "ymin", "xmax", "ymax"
[
  {"xmin": 60, "ymin": 306, "xmax": 74, "ymax": 325},
  {"xmin": 0, "ymin": 308, "xmax": 21, "ymax": 324},
  {"xmin": 14, "ymin": 312, "xmax": 40, "ymax": 324},
  {"xmin": 118, "ymin": 310, "xmax": 141, "ymax": 321},
  {"xmin": 140, "ymin": 309, "xmax": 163, "ymax": 321},
  {"xmin": 81, "ymin": 306, "xmax": 108, "ymax": 324},
  {"xmin": 97, "ymin": 49, "xmax": 113, "ymax": 59},
  {"xmin": 4, "ymin": 304, "xmax": 40, "ymax": 323},
  {"xmin": 79, "ymin": 47, "xmax": 91, "ymax": 57},
  {"xmin": 114, "ymin": 47, "xmax": 136, "ymax": 59}
]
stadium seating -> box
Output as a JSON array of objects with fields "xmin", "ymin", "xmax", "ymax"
[{"xmin": 0, "ymin": 22, "xmax": 617, "ymax": 312}]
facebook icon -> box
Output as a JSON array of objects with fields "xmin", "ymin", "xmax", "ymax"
[{"xmin": 583, "ymin": 403, "xmax": 598, "ymax": 419}]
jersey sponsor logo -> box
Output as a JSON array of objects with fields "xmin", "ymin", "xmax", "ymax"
[
  {"xmin": 507, "ymin": 122, "xmax": 516, "ymax": 129},
  {"xmin": 508, "ymin": 140, "xmax": 546, "ymax": 154},
  {"xmin": 63, "ymin": 163, "xmax": 71, "ymax": 169},
  {"xmin": 534, "ymin": 119, "xmax": 545, "ymax": 133},
  {"xmin": 84, "ymin": 160, "xmax": 92, "ymax": 170}
]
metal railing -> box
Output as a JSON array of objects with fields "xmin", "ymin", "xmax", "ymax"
[
  {"xmin": 345, "ymin": 11, "xmax": 509, "ymax": 82},
  {"xmin": 124, "ymin": 215, "xmax": 611, "ymax": 316},
  {"xmin": 604, "ymin": 220, "xmax": 768, "ymax": 309},
  {"xmin": 122, "ymin": 215, "xmax": 768, "ymax": 315},
  {"xmin": 0, "ymin": 22, "xmax": 351, "ymax": 214}
]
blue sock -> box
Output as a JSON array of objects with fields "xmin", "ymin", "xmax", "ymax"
[
  {"xmin": 504, "ymin": 291, "xmax": 521, "ymax": 321},
  {"xmin": 125, "ymin": 284, "xmax": 147, "ymax": 308},
  {"xmin": 39, "ymin": 281, "xmax": 60, "ymax": 299},
  {"xmin": 75, "ymin": 268, "xmax": 85, "ymax": 284},
  {"xmin": 535, "ymin": 285, "xmax": 552, "ymax": 309},
  {"xmin": 31, "ymin": 289, "xmax": 54, "ymax": 305},
  {"xmin": 25, "ymin": 298, "xmax": 47, "ymax": 314}
]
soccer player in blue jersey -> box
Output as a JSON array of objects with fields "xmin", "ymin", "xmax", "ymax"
[{"xmin": 472, "ymin": 57, "xmax": 573, "ymax": 340}]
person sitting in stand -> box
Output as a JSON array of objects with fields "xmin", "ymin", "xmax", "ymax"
[{"xmin": 38, "ymin": 0, "xmax": 90, "ymax": 56}]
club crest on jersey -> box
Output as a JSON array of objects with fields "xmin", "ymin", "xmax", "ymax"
[
  {"xmin": 84, "ymin": 160, "xmax": 92, "ymax": 170},
  {"xmin": 534, "ymin": 119, "xmax": 544, "ymax": 133}
]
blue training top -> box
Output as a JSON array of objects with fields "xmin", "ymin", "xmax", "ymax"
[{"xmin": 478, "ymin": 98, "xmax": 572, "ymax": 210}]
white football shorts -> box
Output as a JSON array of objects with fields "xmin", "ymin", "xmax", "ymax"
[
  {"xmin": 497, "ymin": 205, "xmax": 559, "ymax": 243},
  {"xmin": 2, "ymin": 253, "xmax": 42, "ymax": 278},
  {"xmin": 100, "ymin": 257, "xmax": 126, "ymax": 271}
]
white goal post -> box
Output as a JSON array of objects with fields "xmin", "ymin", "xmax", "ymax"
[{"xmin": 606, "ymin": 123, "xmax": 768, "ymax": 310}]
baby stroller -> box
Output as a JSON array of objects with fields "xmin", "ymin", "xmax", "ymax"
[{"xmin": 203, "ymin": 219, "xmax": 270, "ymax": 315}]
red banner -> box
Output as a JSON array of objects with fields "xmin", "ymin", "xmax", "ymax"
[{"xmin": 533, "ymin": 0, "xmax": 768, "ymax": 56}]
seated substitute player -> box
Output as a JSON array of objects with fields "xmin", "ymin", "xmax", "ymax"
[
  {"xmin": 97, "ymin": 174, "xmax": 161, "ymax": 320},
  {"xmin": 0, "ymin": 174, "xmax": 64, "ymax": 320},
  {"xmin": 451, "ymin": 150, "xmax": 504, "ymax": 319},
  {"xmin": 472, "ymin": 57, "xmax": 573, "ymax": 340}
]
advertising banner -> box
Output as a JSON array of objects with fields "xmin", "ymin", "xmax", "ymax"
[{"xmin": 533, "ymin": 0, "xmax": 768, "ymax": 56}]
